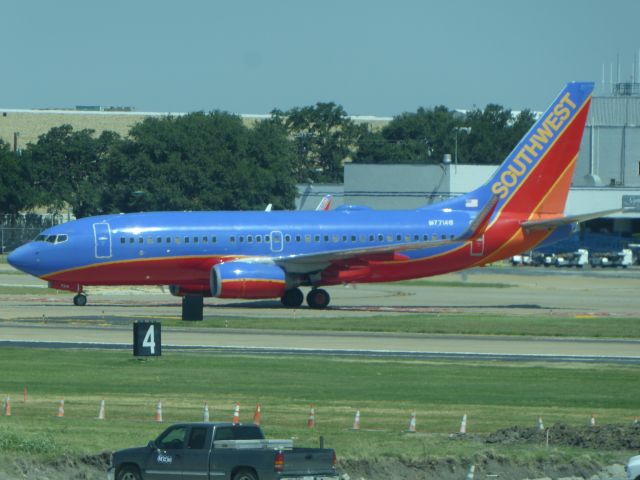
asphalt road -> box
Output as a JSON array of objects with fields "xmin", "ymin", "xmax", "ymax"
[{"xmin": 1, "ymin": 264, "xmax": 639, "ymax": 363}]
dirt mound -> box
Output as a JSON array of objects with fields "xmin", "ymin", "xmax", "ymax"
[
  {"xmin": 486, "ymin": 422, "xmax": 640, "ymax": 450},
  {"xmin": 2, "ymin": 451, "xmax": 111, "ymax": 480}
]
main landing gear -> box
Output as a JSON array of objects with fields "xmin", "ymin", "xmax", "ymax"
[
  {"xmin": 73, "ymin": 293, "xmax": 87, "ymax": 306},
  {"xmin": 280, "ymin": 288, "xmax": 331, "ymax": 309}
]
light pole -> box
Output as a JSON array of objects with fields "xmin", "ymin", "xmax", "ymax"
[{"xmin": 454, "ymin": 127, "xmax": 472, "ymax": 167}]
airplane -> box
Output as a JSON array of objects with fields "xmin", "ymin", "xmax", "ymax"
[{"xmin": 8, "ymin": 82, "xmax": 618, "ymax": 319}]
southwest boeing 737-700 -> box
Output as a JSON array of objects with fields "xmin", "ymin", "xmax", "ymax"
[{"xmin": 8, "ymin": 82, "xmax": 619, "ymax": 319}]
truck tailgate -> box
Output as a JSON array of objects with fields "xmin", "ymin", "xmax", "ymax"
[{"xmin": 281, "ymin": 448, "xmax": 336, "ymax": 477}]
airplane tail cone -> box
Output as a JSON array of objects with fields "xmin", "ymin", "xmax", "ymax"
[
  {"xmin": 155, "ymin": 402, "xmax": 163, "ymax": 423},
  {"xmin": 307, "ymin": 405, "xmax": 316, "ymax": 428},
  {"xmin": 232, "ymin": 403, "xmax": 240, "ymax": 425},
  {"xmin": 253, "ymin": 404, "xmax": 261, "ymax": 426}
]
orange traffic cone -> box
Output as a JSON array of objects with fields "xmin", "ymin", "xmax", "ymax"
[
  {"xmin": 155, "ymin": 402, "xmax": 163, "ymax": 422},
  {"xmin": 307, "ymin": 405, "xmax": 316, "ymax": 428},
  {"xmin": 232, "ymin": 403, "xmax": 240, "ymax": 425},
  {"xmin": 253, "ymin": 404, "xmax": 262, "ymax": 426},
  {"xmin": 353, "ymin": 410, "xmax": 361, "ymax": 430},
  {"xmin": 3, "ymin": 396, "xmax": 11, "ymax": 417},
  {"xmin": 57, "ymin": 398, "xmax": 65, "ymax": 418},
  {"xmin": 97, "ymin": 400, "xmax": 106, "ymax": 420},
  {"xmin": 407, "ymin": 411, "xmax": 417, "ymax": 433},
  {"xmin": 537, "ymin": 416, "xmax": 544, "ymax": 431},
  {"xmin": 459, "ymin": 413, "xmax": 467, "ymax": 434},
  {"xmin": 203, "ymin": 402, "xmax": 210, "ymax": 422}
]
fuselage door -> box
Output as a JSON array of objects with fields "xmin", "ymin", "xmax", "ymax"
[
  {"xmin": 93, "ymin": 222, "xmax": 112, "ymax": 259},
  {"xmin": 270, "ymin": 230, "xmax": 283, "ymax": 253}
]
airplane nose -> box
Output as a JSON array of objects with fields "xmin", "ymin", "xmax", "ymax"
[{"xmin": 7, "ymin": 244, "xmax": 37, "ymax": 274}]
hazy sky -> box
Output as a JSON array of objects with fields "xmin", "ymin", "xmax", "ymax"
[{"xmin": 2, "ymin": 0, "xmax": 639, "ymax": 115}]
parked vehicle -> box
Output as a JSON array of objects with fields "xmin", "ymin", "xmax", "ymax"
[
  {"xmin": 554, "ymin": 249, "xmax": 589, "ymax": 267},
  {"xmin": 590, "ymin": 249, "xmax": 633, "ymax": 268},
  {"xmin": 626, "ymin": 454, "xmax": 640, "ymax": 480},
  {"xmin": 107, "ymin": 423, "xmax": 338, "ymax": 480}
]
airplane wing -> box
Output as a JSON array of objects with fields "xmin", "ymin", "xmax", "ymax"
[
  {"xmin": 268, "ymin": 195, "xmax": 499, "ymax": 273},
  {"xmin": 521, "ymin": 208, "xmax": 624, "ymax": 231}
]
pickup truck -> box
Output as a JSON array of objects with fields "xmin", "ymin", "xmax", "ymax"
[{"xmin": 107, "ymin": 422, "xmax": 339, "ymax": 480}]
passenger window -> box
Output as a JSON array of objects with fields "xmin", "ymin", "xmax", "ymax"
[
  {"xmin": 396, "ymin": 234, "xmax": 401, "ymax": 241},
  {"xmin": 175, "ymin": 237, "xmax": 181, "ymax": 244},
  {"xmin": 185, "ymin": 237, "xmax": 190, "ymax": 244},
  {"xmin": 387, "ymin": 235, "xmax": 393, "ymax": 242},
  {"xmin": 313, "ymin": 235, "xmax": 319, "ymax": 242},
  {"xmin": 194, "ymin": 237, "xmax": 199, "ymax": 244},
  {"xmin": 120, "ymin": 237, "xmax": 125, "ymax": 244},
  {"xmin": 333, "ymin": 235, "xmax": 339, "ymax": 243},
  {"xmin": 138, "ymin": 237, "xmax": 143, "ymax": 244},
  {"xmin": 324, "ymin": 235, "xmax": 329, "ymax": 242},
  {"xmin": 305, "ymin": 234, "xmax": 311, "ymax": 243},
  {"xmin": 405, "ymin": 235, "xmax": 411, "ymax": 242},
  {"xmin": 378, "ymin": 234, "xmax": 383, "ymax": 242},
  {"xmin": 147, "ymin": 237, "xmax": 153, "ymax": 244},
  {"xmin": 239, "ymin": 236, "xmax": 244, "ymax": 243},
  {"xmin": 212, "ymin": 236, "xmax": 217, "ymax": 243},
  {"xmin": 369, "ymin": 234, "xmax": 374, "ymax": 242},
  {"xmin": 432, "ymin": 234, "xmax": 438, "ymax": 241},
  {"xmin": 230, "ymin": 236, "xmax": 235, "ymax": 243},
  {"xmin": 423, "ymin": 234, "xmax": 428, "ymax": 241},
  {"xmin": 165, "ymin": 237, "xmax": 170, "ymax": 243},
  {"xmin": 296, "ymin": 235, "xmax": 301, "ymax": 242},
  {"xmin": 265, "ymin": 235, "xmax": 270, "ymax": 242},
  {"xmin": 256, "ymin": 235, "xmax": 262, "ymax": 243},
  {"xmin": 188, "ymin": 427, "xmax": 208, "ymax": 450},
  {"xmin": 284, "ymin": 235, "xmax": 291, "ymax": 243},
  {"xmin": 360, "ymin": 235, "xmax": 365, "ymax": 242},
  {"xmin": 129, "ymin": 238, "xmax": 135, "ymax": 244},
  {"xmin": 342, "ymin": 235, "xmax": 347, "ymax": 242},
  {"xmin": 202, "ymin": 236, "xmax": 208, "ymax": 243},
  {"xmin": 414, "ymin": 235, "xmax": 419, "ymax": 241},
  {"xmin": 441, "ymin": 234, "xmax": 446, "ymax": 240}
]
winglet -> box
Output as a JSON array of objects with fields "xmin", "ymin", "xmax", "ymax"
[{"xmin": 460, "ymin": 195, "xmax": 500, "ymax": 239}]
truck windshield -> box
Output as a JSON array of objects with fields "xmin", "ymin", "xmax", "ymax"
[{"xmin": 214, "ymin": 426, "xmax": 264, "ymax": 441}]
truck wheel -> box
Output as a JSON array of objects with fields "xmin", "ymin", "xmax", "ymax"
[
  {"xmin": 232, "ymin": 469, "xmax": 258, "ymax": 480},
  {"xmin": 117, "ymin": 466, "xmax": 141, "ymax": 480}
]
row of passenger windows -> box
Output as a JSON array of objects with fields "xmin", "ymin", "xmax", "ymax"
[{"xmin": 118, "ymin": 232, "xmax": 454, "ymax": 246}]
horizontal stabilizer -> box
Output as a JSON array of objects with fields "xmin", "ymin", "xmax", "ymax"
[{"xmin": 521, "ymin": 208, "xmax": 624, "ymax": 231}]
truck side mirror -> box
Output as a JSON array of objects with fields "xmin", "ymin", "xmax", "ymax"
[{"xmin": 148, "ymin": 440, "xmax": 156, "ymax": 449}]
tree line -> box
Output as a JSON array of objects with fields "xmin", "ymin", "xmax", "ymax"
[{"xmin": 0, "ymin": 103, "xmax": 535, "ymax": 219}]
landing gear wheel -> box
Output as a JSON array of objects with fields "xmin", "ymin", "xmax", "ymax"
[
  {"xmin": 116, "ymin": 466, "xmax": 141, "ymax": 480},
  {"xmin": 281, "ymin": 288, "xmax": 304, "ymax": 308},
  {"xmin": 307, "ymin": 288, "xmax": 330, "ymax": 309},
  {"xmin": 73, "ymin": 294, "xmax": 87, "ymax": 307}
]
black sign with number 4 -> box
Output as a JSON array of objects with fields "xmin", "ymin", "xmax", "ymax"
[{"xmin": 133, "ymin": 321, "xmax": 162, "ymax": 356}]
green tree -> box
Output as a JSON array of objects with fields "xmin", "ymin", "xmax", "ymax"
[
  {"xmin": 354, "ymin": 106, "xmax": 460, "ymax": 164},
  {"xmin": 104, "ymin": 111, "xmax": 297, "ymax": 213},
  {"xmin": 0, "ymin": 141, "xmax": 30, "ymax": 214},
  {"xmin": 274, "ymin": 102, "xmax": 364, "ymax": 183},
  {"xmin": 23, "ymin": 126, "xmax": 119, "ymax": 218}
]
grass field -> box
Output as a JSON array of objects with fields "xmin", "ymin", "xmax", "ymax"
[
  {"xmin": 0, "ymin": 347, "xmax": 637, "ymax": 465},
  {"xmin": 160, "ymin": 314, "xmax": 640, "ymax": 338}
]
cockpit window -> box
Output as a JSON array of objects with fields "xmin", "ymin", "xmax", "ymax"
[{"xmin": 36, "ymin": 234, "xmax": 68, "ymax": 244}]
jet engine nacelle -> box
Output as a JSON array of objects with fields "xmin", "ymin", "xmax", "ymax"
[{"xmin": 211, "ymin": 262, "xmax": 286, "ymax": 299}]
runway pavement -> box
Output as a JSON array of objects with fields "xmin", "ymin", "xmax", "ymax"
[{"xmin": 1, "ymin": 264, "xmax": 639, "ymax": 363}]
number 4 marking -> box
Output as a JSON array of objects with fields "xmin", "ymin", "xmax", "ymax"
[{"xmin": 143, "ymin": 325, "xmax": 156, "ymax": 354}]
